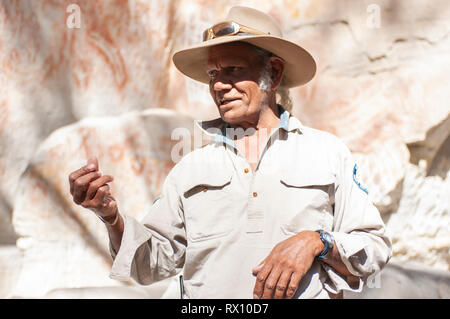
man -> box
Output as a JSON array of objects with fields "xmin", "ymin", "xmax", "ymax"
[{"xmin": 68, "ymin": 6, "xmax": 391, "ymax": 299}]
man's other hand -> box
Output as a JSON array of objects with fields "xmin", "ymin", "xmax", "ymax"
[{"xmin": 252, "ymin": 230, "xmax": 324, "ymax": 299}]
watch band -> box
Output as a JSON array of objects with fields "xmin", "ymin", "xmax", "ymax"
[{"xmin": 315, "ymin": 230, "xmax": 334, "ymax": 260}]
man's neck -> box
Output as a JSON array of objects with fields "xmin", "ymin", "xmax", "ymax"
[
  {"xmin": 228, "ymin": 101, "xmax": 282, "ymax": 170},
  {"xmin": 255, "ymin": 102, "xmax": 280, "ymax": 131},
  {"xmin": 229, "ymin": 100, "xmax": 280, "ymax": 132}
]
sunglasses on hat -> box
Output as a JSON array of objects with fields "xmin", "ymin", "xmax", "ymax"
[{"xmin": 202, "ymin": 21, "xmax": 267, "ymax": 42}]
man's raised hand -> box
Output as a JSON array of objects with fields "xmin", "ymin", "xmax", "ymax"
[{"xmin": 68, "ymin": 157, "xmax": 118, "ymax": 224}]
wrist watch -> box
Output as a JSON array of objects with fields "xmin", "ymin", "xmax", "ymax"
[{"xmin": 315, "ymin": 230, "xmax": 334, "ymax": 260}]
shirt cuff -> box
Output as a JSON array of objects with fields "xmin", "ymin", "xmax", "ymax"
[
  {"xmin": 109, "ymin": 215, "xmax": 152, "ymax": 281},
  {"xmin": 321, "ymin": 231, "xmax": 370, "ymax": 294},
  {"xmin": 321, "ymin": 263, "xmax": 363, "ymax": 294}
]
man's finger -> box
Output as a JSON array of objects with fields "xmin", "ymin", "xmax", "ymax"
[
  {"xmin": 69, "ymin": 164, "xmax": 98, "ymax": 194},
  {"xmin": 261, "ymin": 266, "xmax": 282, "ymax": 299},
  {"xmin": 87, "ymin": 184, "xmax": 110, "ymax": 209},
  {"xmin": 252, "ymin": 261, "xmax": 265, "ymax": 276},
  {"xmin": 285, "ymin": 272, "xmax": 302, "ymax": 299},
  {"xmin": 72, "ymin": 171, "xmax": 101, "ymax": 204},
  {"xmin": 87, "ymin": 157, "xmax": 98, "ymax": 171},
  {"xmin": 273, "ymin": 270, "xmax": 292, "ymax": 299},
  {"xmin": 253, "ymin": 263, "xmax": 272, "ymax": 299},
  {"xmin": 85, "ymin": 175, "xmax": 114, "ymax": 200}
]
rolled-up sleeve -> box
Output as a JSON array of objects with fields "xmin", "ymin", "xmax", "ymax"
[
  {"xmin": 109, "ymin": 170, "xmax": 186, "ymax": 285},
  {"xmin": 323, "ymin": 139, "xmax": 392, "ymax": 294}
]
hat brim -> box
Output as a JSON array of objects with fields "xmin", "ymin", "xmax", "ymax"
[{"xmin": 172, "ymin": 34, "xmax": 316, "ymax": 88}]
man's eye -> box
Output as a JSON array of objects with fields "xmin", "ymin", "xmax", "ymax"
[
  {"xmin": 228, "ymin": 66, "xmax": 241, "ymax": 72},
  {"xmin": 207, "ymin": 70, "xmax": 218, "ymax": 78}
]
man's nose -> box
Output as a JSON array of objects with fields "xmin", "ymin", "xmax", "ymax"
[{"xmin": 212, "ymin": 75, "xmax": 233, "ymax": 91}]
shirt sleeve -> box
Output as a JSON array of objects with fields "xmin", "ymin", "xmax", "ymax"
[
  {"xmin": 109, "ymin": 169, "xmax": 186, "ymax": 285},
  {"xmin": 322, "ymin": 138, "xmax": 392, "ymax": 294}
]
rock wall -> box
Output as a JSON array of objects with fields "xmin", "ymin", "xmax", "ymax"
[{"xmin": 0, "ymin": 0, "xmax": 448, "ymax": 298}]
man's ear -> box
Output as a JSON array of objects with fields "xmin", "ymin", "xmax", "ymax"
[{"xmin": 269, "ymin": 56, "xmax": 285, "ymax": 91}]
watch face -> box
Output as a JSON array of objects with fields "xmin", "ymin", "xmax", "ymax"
[{"xmin": 323, "ymin": 232, "xmax": 334, "ymax": 247}]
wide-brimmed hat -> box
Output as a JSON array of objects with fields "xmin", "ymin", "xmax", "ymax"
[{"xmin": 172, "ymin": 6, "xmax": 316, "ymax": 88}]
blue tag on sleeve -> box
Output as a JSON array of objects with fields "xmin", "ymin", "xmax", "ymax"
[{"xmin": 353, "ymin": 164, "xmax": 368, "ymax": 194}]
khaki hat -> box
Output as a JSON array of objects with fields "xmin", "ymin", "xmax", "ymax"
[{"xmin": 172, "ymin": 6, "xmax": 316, "ymax": 88}]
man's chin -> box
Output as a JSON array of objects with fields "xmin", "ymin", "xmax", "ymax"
[
  {"xmin": 220, "ymin": 112, "xmax": 240, "ymax": 124},
  {"xmin": 219, "ymin": 108, "xmax": 235, "ymax": 121},
  {"xmin": 219, "ymin": 104, "xmax": 246, "ymax": 118}
]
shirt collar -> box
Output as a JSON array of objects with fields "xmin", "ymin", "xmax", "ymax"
[
  {"xmin": 195, "ymin": 105, "xmax": 303, "ymax": 147},
  {"xmin": 277, "ymin": 105, "xmax": 303, "ymax": 133}
]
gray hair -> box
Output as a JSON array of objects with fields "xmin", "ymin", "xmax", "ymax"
[{"xmin": 251, "ymin": 45, "xmax": 293, "ymax": 112}]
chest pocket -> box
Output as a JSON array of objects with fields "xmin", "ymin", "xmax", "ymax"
[
  {"xmin": 279, "ymin": 170, "xmax": 335, "ymax": 235},
  {"xmin": 182, "ymin": 170, "xmax": 235, "ymax": 242}
]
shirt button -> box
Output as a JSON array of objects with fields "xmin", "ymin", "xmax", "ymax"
[
  {"xmin": 244, "ymin": 168, "xmax": 249, "ymax": 174},
  {"xmin": 253, "ymin": 192, "xmax": 258, "ymax": 198}
]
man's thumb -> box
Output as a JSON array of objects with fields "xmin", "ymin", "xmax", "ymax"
[{"xmin": 87, "ymin": 156, "xmax": 98, "ymax": 170}]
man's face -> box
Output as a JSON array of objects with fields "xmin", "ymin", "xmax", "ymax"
[{"xmin": 206, "ymin": 42, "xmax": 268, "ymax": 125}]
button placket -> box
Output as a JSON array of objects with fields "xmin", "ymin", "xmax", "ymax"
[{"xmin": 245, "ymin": 172, "xmax": 264, "ymax": 235}]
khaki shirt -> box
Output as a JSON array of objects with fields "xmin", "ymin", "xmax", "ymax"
[{"xmin": 109, "ymin": 107, "xmax": 392, "ymax": 299}]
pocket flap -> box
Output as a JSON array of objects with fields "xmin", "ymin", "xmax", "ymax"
[
  {"xmin": 280, "ymin": 169, "xmax": 335, "ymax": 188},
  {"xmin": 182, "ymin": 168, "xmax": 233, "ymax": 195}
]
